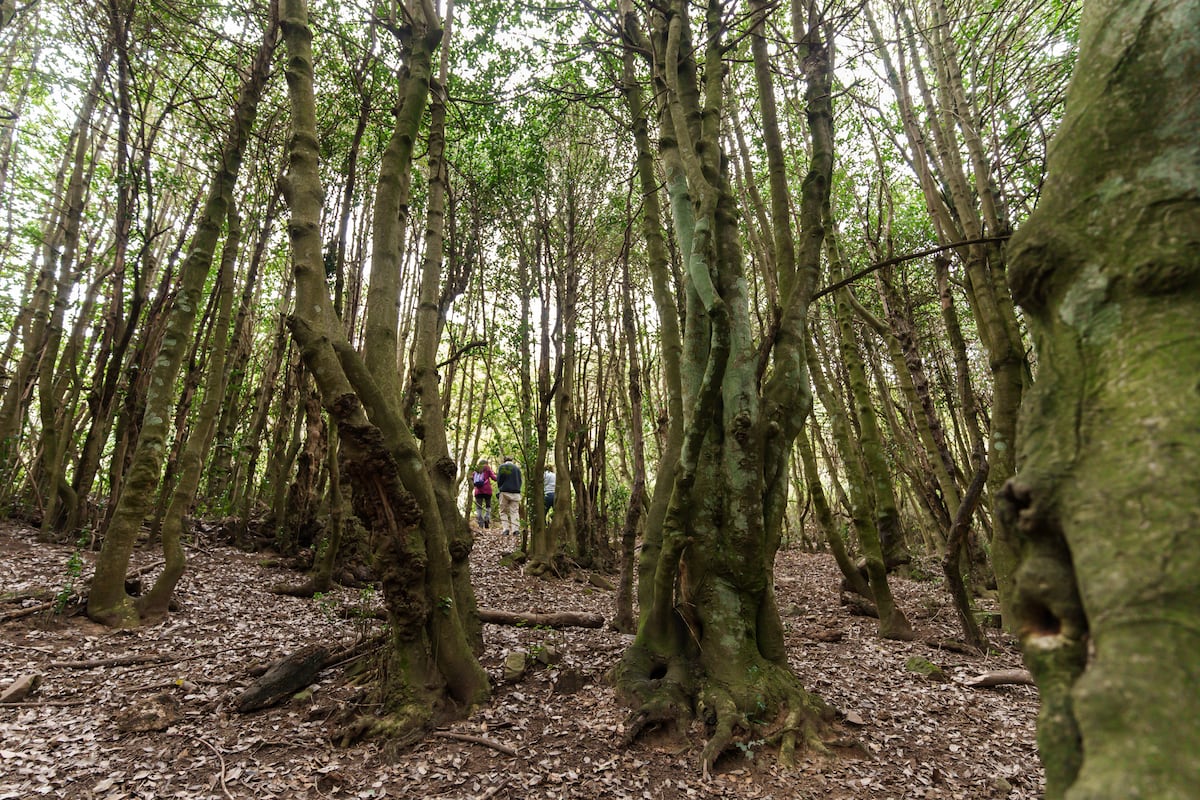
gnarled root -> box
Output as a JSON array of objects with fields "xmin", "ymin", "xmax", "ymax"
[
  {"xmin": 613, "ymin": 645, "xmax": 695, "ymax": 745},
  {"xmin": 616, "ymin": 642, "xmax": 836, "ymax": 774},
  {"xmin": 697, "ymin": 672, "xmax": 833, "ymax": 775},
  {"xmin": 698, "ymin": 688, "xmax": 740, "ymax": 778},
  {"xmin": 334, "ymin": 704, "xmax": 432, "ymax": 748}
]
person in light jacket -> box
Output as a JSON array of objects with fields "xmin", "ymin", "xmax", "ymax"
[{"xmin": 542, "ymin": 466, "xmax": 556, "ymax": 520}]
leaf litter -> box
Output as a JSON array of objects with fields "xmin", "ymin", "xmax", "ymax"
[{"xmin": 0, "ymin": 520, "xmax": 1042, "ymax": 798}]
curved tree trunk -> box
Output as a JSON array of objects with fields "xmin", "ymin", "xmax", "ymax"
[
  {"xmin": 139, "ymin": 200, "xmax": 243, "ymax": 619},
  {"xmin": 87, "ymin": 4, "xmax": 278, "ymax": 627},
  {"xmin": 279, "ymin": 0, "xmax": 487, "ymax": 741},
  {"xmin": 1003, "ymin": 1, "xmax": 1200, "ymax": 796},
  {"xmin": 613, "ymin": 0, "xmax": 836, "ymax": 773}
]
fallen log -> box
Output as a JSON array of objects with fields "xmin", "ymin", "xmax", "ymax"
[
  {"xmin": 477, "ymin": 608, "xmax": 603, "ymax": 629},
  {"xmin": 236, "ymin": 638, "xmax": 377, "ymax": 713},
  {"xmin": 963, "ymin": 669, "xmax": 1036, "ymax": 688},
  {"xmin": 236, "ymin": 643, "xmax": 332, "ymax": 712}
]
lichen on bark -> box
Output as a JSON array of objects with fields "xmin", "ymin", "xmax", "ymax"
[{"xmin": 1004, "ymin": 0, "xmax": 1200, "ymax": 796}]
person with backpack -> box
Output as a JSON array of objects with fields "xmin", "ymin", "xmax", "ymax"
[
  {"xmin": 495, "ymin": 456, "xmax": 523, "ymax": 537},
  {"xmin": 471, "ymin": 459, "xmax": 498, "ymax": 529},
  {"xmin": 542, "ymin": 465, "xmax": 556, "ymax": 520}
]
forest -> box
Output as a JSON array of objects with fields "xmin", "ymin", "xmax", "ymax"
[{"xmin": 0, "ymin": 0, "xmax": 1196, "ymax": 798}]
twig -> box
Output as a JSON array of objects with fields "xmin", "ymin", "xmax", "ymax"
[
  {"xmin": 0, "ymin": 698, "xmax": 91, "ymax": 708},
  {"xmin": 6, "ymin": 642, "xmax": 56, "ymax": 654},
  {"xmin": 53, "ymin": 641, "xmax": 276, "ymax": 674},
  {"xmin": 130, "ymin": 559, "xmax": 166, "ymax": 578},
  {"xmin": 192, "ymin": 735, "xmax": 235, "ymax": 800},
  {"xmin": 479, "ymin": 777, "xmax": 511, "ymax": 799},
  {"xmin": 0, "ymin": 600, "xmax": 55, "ymax": 623},
  {"xmin": 431, "ymin": 730, "xmax": 520, "ymax": 757},
  {"xmin": 184, "ymin": 539, "xmax": 215, "ymax": 556},
  {"xmin": 1, "ymin": 591, "xmax": 52, "ymax": 605},
  {"xmin": 53, "ymin": 653, "xmax": 177, "ymax": 669},
  {"xmin": 112, "ymin": 642, "xmax": 278, "ymax": 677}
]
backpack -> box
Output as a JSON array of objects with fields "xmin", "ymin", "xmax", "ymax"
[{"xmin": 472, "ymin": 471, "xmax": 485, "ymax": 488}]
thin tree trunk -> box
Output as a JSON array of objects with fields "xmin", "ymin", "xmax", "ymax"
[
  {"xmin": 87, "ymin": 4, "xmax": 279, "ymax": 626},
  {"xmin": 140, "ymin": 200, "xmax": 244, "ymax": 618},
  {"xmin": 613, "ymin": 183, "xmax": 648, "ymax": 632}
]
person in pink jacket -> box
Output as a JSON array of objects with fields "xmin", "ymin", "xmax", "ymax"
[{"xmin": 471, "ymin": 459, "xmax": 499, "ymax": 528}]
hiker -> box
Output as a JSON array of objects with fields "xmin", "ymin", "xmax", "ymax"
[
  {"xmin": 543, "ymin": 466, "xmax": 556, "ymax": 520},
  {"xmin": 496, "ymin": 456, "xmax": 523, "ymax": 536},
  {"xmin": 471, "ymin": 460, "xmax": 498, "ymax": 528}
]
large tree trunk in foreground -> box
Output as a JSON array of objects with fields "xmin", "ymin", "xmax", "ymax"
[
  {"xmin": 278, "ymin": 0, "xmax": 487, "ymax": 742},
  {"xmin": 1002, "ymin": 1, "xmax": 1200, "ymax": 797}
]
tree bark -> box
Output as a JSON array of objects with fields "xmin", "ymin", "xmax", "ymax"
[
  {"xmin": 1003, "ymin": 1, "xmax": 1200, "ymax": 796},
  {"xmin": 88, "ymin": 5, "xmax": 278, "ymax": 626},
  {"xmin": 613, "ymin": 0, "xmax": 836, "ymax": 773},
  {"xmin": 278, "ymin": 0, "xmax": 487, "ymax": 742}
]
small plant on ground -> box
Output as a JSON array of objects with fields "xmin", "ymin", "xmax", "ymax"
[
  {"xmin": 312, "ymin": 591, "xmax": 338, "ymax": 622},
  {"xmin": 52, "ymin": 532, "xmax": 90, "ymax": 614},
  {"xmin": 350, "ymin": 585, "xmax": 379, "ymax": 640}
]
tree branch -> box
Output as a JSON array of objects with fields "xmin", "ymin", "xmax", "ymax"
[{"xmin": 811, "ymin": 235, "xmax": 1010, "ymax": 300}]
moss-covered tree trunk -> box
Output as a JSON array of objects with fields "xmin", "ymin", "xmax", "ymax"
[
  {"xmin": 826, "ymin": 229, "xmax": 913, "ymax": 640},
  {"xmin": 140, "ymin": 200, "xmax": 242, "ymax": 619},
  {"xmin": 613, "ymin": 185, "xmax": 649, "ymax": 633},
  {"xmin": 1003, "ymin": 1, "xmax": 1200, "ymax": 796},
  {"xmin": 279, "ymin": 0, "xmax": 487, "ymax": 741},
  {"xmin": 616, "ymin": 16, "xmax": 685, "ymax": 628},
  {"xmin": 87, "ymin": 7, "xmax": 278, "ymax": 626},
  {"xmin": 406, "ymin": 0, "xmax": 483, "ymax": 648},
  {"xmin": 614, "ymin": 0, "xmax": 835, "ymax": 773}
]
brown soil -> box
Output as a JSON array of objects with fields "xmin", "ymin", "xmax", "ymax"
[{"xmin": 0, "ymin": 520, "xmax": 1043, "ymax": 799}]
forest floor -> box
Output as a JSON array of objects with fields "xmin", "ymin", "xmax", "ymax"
[{"xmin": 0, "ymin": 519, "xmax": 1043, "ymax": 799}]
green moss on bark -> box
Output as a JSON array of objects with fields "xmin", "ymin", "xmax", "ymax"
[{"xmin": 1005, "ymin": 1, "xmax": 1200, "ymax": 796}]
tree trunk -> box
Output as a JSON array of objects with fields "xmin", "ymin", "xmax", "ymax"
[
  {"xmin": 278, "ymin": 0, "xmax": 487, "ymax": 741},
  {"xmin": 140, "ymin": 200, "xmax": 244, "ymax": 619},
  {"xmin": 797, "ymin": 425, "xmax": 871, "ymax": 599},
  {"xmin": 1002, "ymin": 2, "xmax": 1200, "ymax": 796},
  {"xmin": 866, "ymin": 0, "xmax": 1030, "ymax": 628},
  {"xmin": 613, "ymin": 178, "xmax": 648, "ymax": 633},
  {"xmin": 87, "ymin": 4, "xmax": 278, "ymax": 627},
  {"xmin": 613, "ymin": 0, "xmax": 836, "ymax": 773}
]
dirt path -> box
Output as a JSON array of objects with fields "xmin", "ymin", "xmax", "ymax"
[{"xmin": 0, "ymin": 521, "xmax": 1042, "ymax": 799}]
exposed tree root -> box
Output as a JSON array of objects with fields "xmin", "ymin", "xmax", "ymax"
[
  {"xmin": 615, "ymin": 642, "xmax": 837, "ymax": 775},
  {"xmin": 335, "ymin": 704, "xmax": 432, "ymax": 748}
]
